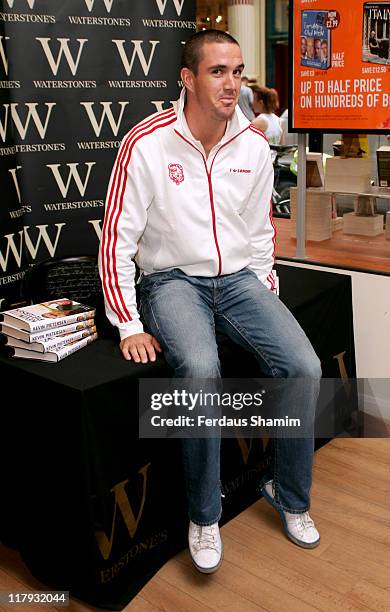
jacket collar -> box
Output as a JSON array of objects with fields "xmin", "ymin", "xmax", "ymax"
[{"xmin": 174, "ymin": 87, "xmax": 250, "ymax": 146}]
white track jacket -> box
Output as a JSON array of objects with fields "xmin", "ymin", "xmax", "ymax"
[{"xmin": 99, "ymin": 89, "xmax": 276, "ymax": 340}]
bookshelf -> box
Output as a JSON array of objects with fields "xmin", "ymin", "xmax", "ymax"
[{"xmin": 290, "ymin": 186, "xmax": 390, "ymax": 241}]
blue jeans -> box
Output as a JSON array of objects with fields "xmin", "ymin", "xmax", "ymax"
[{"xmin": 139, "ymin": 267, "xmax": 322, "ymax": 525}]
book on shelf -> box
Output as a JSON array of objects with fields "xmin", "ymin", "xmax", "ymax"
[
  {"xmin": 1, "ymin": 325, "xmax": 97, "ymax": 353},
  {"xmin": 4, "ymin": 331, "xmax": 98, "ymax": 362},
  {"xmin": 0, "ymin": 298, "xmax": 95, "ymax": 333},
  {"xmin": 377, "ymin": 146, "xmax": 390, "ymax": 188},
  {"xmin": 0, "ymin": 318, "xmax": 96, "ymax": 343}
]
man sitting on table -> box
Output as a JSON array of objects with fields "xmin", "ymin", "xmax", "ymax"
[{"xmin": 99, "ymin": 29, "xmax": 322, "ymax": 574}]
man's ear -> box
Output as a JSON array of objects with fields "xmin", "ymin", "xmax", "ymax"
[{"xmin": 181, "ymin": 67, "xmax": 195, "ymax": 92}]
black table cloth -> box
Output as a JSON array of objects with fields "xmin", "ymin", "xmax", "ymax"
[{"xmin": 0, "ymin": 264, "xmax": 356, "ymax": 609}]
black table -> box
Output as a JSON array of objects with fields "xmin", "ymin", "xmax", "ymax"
[{"xmin": 0, "ymin": 265, "xmax": 356, "ymax": 609}]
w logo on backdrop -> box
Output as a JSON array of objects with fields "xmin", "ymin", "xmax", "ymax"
[
  {"xmin": 4, "ymin": 0, "xmax": 36, "ymax": 8},
  {"xmin": 47, "ymin": 162, "xmax": 96, "ymax": 199},
  {"xmin": 0, "ymin": 37, "xmax": 9, "ymax": 76},
  {"xmin": 112, "ymin": 40, "xmax": 160, "ymax": 77},
  {"xmin": 8, "ymin": 166, "xmax": 22, "ymax": 204},
  {"xmin": 84, "ymin": 0, "xmax": 115, "ymax": 12},
  {"xmin": 80, "ymin": 102, "xmax": 129, "ymax": 137},
  {"xmin": 36, "ymin": 38, "xmax": 88, "ymax": 76},
  {"xmin": 0, "ymin": 224, "xmax": 66, "ymax": 272},
  {"xmin": 155, "ymin": 0, "xmax": 185, "ymax": 16},
  {"xmin": 0, "ymin": 103, "xmax": 55, "ymax": 142}
]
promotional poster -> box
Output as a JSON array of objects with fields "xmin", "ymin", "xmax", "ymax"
[{"xmin": 291, "ymin": 0, "xmax": 390, "ymax": 132}]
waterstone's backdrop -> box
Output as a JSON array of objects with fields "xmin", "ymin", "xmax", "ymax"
[{"xmin": 0, "ymin": 0, "xmax": 196, "ymax": 309}]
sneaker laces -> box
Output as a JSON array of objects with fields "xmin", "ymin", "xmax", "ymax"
[
  {"xmin": 264, "ymin": 482, "xmax": 316, "ymax": 536},
  {"xmin": 193, "ymin": 525, "xmax": 218, "ymax": 551},
  {"xmin": 287, "ymin": 511, "xmax": 315, "ymax": 535}
]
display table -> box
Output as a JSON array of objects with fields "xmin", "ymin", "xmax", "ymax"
[{"xmin": 0, "ymin": 265, "xmax": 356, "ymax": 609}]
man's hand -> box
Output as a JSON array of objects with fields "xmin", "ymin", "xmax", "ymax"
[{"xmin": 120, "ymin": 332, "xmax": 162, "ymax": 363}]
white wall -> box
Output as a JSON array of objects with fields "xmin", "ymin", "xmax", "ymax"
[
  {"xmin": 350, "ymin": 271, "xmax": 390, "ymax": 378},
  {"xmin": 362, "ymin": 378, "xmax": 390, "ymax": 421},
  {"xmin": 277, "ymin": 259, "xmax": 390, "ymax": 417}
]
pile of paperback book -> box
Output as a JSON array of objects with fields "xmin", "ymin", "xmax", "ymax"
[{"xmin": 0, "ymin": 298, "xmax": 97, "ymax": 362}]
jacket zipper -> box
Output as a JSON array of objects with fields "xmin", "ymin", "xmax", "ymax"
[
  {"xmin": 174, "ymin": 127, "xmax": 249, "ymax": 276},
  {"xmin": 203, "ymin": 156, "xmax": 222, "ymax": 276}
]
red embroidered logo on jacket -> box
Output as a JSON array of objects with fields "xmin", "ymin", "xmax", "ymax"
[{"xmin": 168, "ymin": 163, "xmax": 184, "ymax": 185}]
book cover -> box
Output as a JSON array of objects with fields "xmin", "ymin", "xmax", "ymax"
[
  {"xmin": 1, "ymin": 325, "xmax": 97, "ymax": 353},
  {"xmin": 0, "ymin": 318, "xmax": 95, "ymax": 343},
  {"xmin": 5, "ymin": 331, "xmax": 98, "ymax": 362},
  {"xmin": 0, "ymin": 299, "xmax": 95, "ymax": 333},
  {"xmin": 377, "ymin": 145, "xmax": 390, "ymax": 187},
  {"xmin": 301, "ymin": 10, "xmax": 331, "ymax": 70},
  {"xmin": 362, "ymin": 3, "xmax": 390, "ymax": 65}
]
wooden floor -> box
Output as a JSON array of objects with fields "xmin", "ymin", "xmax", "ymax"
[
  {"xmin": 274, "ymin": 218, "xmax": 390, "ymax": 273},
  {"xmin": 1, "ymin": 438, "xmax": 390, "ymax": 611}
]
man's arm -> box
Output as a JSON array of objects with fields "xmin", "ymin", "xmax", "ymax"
[
  {"xmin": 241, "ymin": 142, "xmax": 278, "ymax": 292},
  {"xmin": 98, "ymin": 137, "xmax": 161, "ymax": 362}
]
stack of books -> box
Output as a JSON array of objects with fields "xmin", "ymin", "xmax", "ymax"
[
  {"xmin": 0, "ymin": 298, "xmax": 97, "ymax": 362},
  {"xmin": 290, "ymin": 187, "xmax": 332, "ymax": 242}
]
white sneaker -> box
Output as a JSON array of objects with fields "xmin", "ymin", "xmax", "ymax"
[
  {"xmin": 261, "ymin": 480, "xmax": 320, "ymax": 549},
  {"xmin": 188, "ymin": 521, "xmax": 223, "ymax": 573}
]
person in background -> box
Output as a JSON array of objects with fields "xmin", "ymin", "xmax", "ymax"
[
  {"xmin": 238, "ymin": 75, "xmax": 255, "ymax": 121},
  {"xmin": 279, "ymin": 108, "xmax": 291, "ymax": 145},
  {"xmin": 251, "ymin": 86, "xmax": 283, "ymax": 145}
]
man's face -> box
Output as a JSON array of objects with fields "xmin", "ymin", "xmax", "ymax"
[
  {"xmin": 301, "ymin": 37, "xmax": 307, "ymax": 56},
  {"xmin": 321, "ymin": 42, "xmax": 328, "ymax": 61},
  {"xmin": 314, "ymin": 39, "xmax": 321, "ymax": 58},
  {"xmin": 306, "ymin": 38, "xmax": 314, "ymax": 58},
  {"xmin": 184, "ymin": 42, "xmax": 244, "ymax": 122}
]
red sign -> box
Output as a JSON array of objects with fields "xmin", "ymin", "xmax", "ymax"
[{"xmin": 291, "ymin": 0, "xmax": 390, "ymax": 133}]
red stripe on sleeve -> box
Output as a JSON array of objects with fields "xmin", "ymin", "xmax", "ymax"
[{"xmin": 101, "ymin": 109, "xmax": 176, "ymax": 323}]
